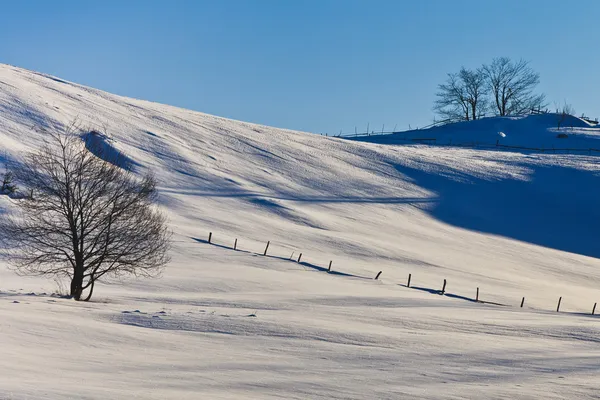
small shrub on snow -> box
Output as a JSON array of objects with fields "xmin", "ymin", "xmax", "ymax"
[{"xmin": 0, "ymin": 170, "xmax": 17, "ymax": 195}]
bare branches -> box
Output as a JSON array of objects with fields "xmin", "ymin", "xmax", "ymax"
[
  {"xmin": 460, "ymin": 67, "xmax": 488, "ymax": 121},
  {"xmin": 434, "ymin": 57, "xmax": 546, "ymax": 121},
  {"xmin": 555, "ymin": 102, "xmax": 575, "ymax": 130},
  {"xmin": 0, "ymin": 124, "xmax": 171, "ymax": 301},
  {"xmin": 433, "ymin": 67, "xmax": 487, "ymax": 122},
  {"xmin": 434, "ymin": 72, "xmax": 470, "ymax": 122},
  {"xmin": 482, "ymin": 57, "xmax": 546, "ymax": 116}
]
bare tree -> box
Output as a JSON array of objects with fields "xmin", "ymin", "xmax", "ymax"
[
  {"xmin": 0, "ymin": 125, "xmax": 171, "ymax": 301},
  {"xmin": 1, "ymin": 169, "xmax": 16, "ymax": 195},
  {"xmin": 482, "ymin": 57, "xmax": 546, "ymax": 116},
  {"xmin": 556, "ymin": 102, "xmax": 575, "ymax": 130},
  {"xmin": 433, "ymin": 67, "xmax": 487, "ymax": 122},
  {"xmin": 459, "ymin": 67, "xmax": 488, "ymax": 121}
]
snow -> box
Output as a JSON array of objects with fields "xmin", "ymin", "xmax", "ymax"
[
  {"xmin": 1, "ymin": 63, "xmax": 599, "ymax": 399},
  {"xmin": 351, "ymin": 113, "xmax": 600, "ymax": 150}
]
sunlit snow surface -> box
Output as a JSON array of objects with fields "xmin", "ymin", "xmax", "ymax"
[{"xmin": 1, "ymin": 64, "xmax": 599, "ymax": 399}]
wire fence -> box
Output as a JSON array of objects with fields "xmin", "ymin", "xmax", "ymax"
[
  {"xmin": 330, "ymin": 109, "xmax": 599, "ymax": 140},
  {"xmin": 198, "ymin": 231, "xmax": 599, "ymax": 317}
]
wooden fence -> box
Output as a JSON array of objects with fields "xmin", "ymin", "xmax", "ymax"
[{"xmin": 198, "ymin": 231, "xmax": 598, "ymax": 317}]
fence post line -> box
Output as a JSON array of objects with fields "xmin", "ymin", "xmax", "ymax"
[
  {"xmin": 556, "ymin": 297, "xmax": 562, "ymax": 312},
  {"xmin": 328, "ymin": 261, "xmax": 332, "ymax": 272},
  {"xmin": 407, "ymin": 273, "xmax": 411, "ymax": 288},
  {"xmin": 263, "ymin": 241, "xmax": 270, "ymax": 256},
  {"xmin": 208, "ymin": 232, "xmax": 212, "ymax": 244},
  {"xmin": 374, "ymin": 271, "xmax": 382, "ymax": 280},
  {"xmin": 476, "ymin": 287, "xmax": 479, "ymax": 302},
  {"xmin": 441, "ymin": 279, "xmax": 447, "ymax": 295},
  {"xmin": 233, "ymin": 238, "xmax": 237, "ymax": 250},
  {"xmin": 297, "ymin": 253, "xmax": 302, "ymax": 263},
  {"xmin": 520, "ymin": 297, "xmax": 525, "ymax": 308}
]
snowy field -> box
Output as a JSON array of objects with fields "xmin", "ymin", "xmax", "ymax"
[
  {"xmin": 351, "ymin": 113, "xmax": 600, "ymax": 150},
  {"xmin": 1, "ymin": 64, "xmax": 599, "ymax": 399}
]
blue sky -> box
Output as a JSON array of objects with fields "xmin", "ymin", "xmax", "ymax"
[{"xmin": 1, "ymin": 0, "xmax": 599, "ymax": 134}]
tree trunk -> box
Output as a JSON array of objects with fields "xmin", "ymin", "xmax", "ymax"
[
  {"xmin": 83, "ymin": 279, "xmax": 95, "ymax": 302},
  {"xmin": 70, "ymin": 268, "xmax": 84, "ymax": 301}
]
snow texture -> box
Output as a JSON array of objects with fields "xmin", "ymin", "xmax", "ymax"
[{"xmin": 0, "ymin": 64, "xmax": 599, "ymax": 399}]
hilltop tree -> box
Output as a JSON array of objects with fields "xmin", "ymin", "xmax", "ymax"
[
  {"xmin": 459, "ymin": 67, "xmax": 488, "ymax": 121},
  {"xmin": 482, "ymin": 57, "xmax": 546, "ymax": 116},
  {"xmin": 434, "ymin": 67, "xmax": 487, "ymax": 122},
  {"xmin": 556, "ymin": 102, "xmax": 575, "ymax": 130},
  {"xmin": 0, "ymin": 126, "xmax": 171, "ymax": 301}
]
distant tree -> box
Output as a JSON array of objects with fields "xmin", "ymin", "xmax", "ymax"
[
  {"xmin": 1, "ymin": 169, "xmax": 16, "ymax": 195},
  {"xmin": 0, "ymin": 126, "xmax": 171, "ymax": 301},
  {"xmin": 459, "ymin": 67, "xmax": 488, "ymax": 121},
  {"xmin": 482, "ymin": 57, "xmax": 546, "ymax": 116},
  {"xmin": 556, "ymin": 102, "xmax": 575, "ymax": 130},
  {"xmin": 433, "ymin": 67, "xmax": 487, "ymax": 122},
  {"xmin": 433, "ymin": 72, "xmax": 469, "ymax": 122}
]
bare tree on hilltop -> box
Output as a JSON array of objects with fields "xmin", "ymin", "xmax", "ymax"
[
  {"xmin": 556, "ymin": 102, "xmax": 575, "ymax": 130},
  {"xmin": 433, "ymin": 67, "xmax": 487, "ymax": 122},
  {"xmin": 434, "ymin": 57, "xmax": 546, "ymax": 122},
  {"xmin": 0, "ymin": 124, "xmax": 171, "ymax": 301},
  {"xmin": 482, "ymin": 57, "xmax": 546, "ymax": 116}
]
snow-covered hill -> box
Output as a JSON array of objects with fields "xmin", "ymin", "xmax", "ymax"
[
  {"xmin": 350, "ymin": 113, "xmax": 600, "ymax": 150},
  {"xmin": 1, "ymin": 64, "xmax": 599, "ymax": 399}
]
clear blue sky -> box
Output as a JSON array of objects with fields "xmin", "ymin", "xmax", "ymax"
[{"xmin": 1, "ymin": 0, "xmax": 599, "ymax": 134}]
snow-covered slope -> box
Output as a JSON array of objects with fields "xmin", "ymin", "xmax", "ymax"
[
  {"xmin": 1, "ymin": 64, "xmax": 600, "ymax": 399},
  {"xmin": 350, "ymin": 113, "xmax": 600, "ymax": 150}
]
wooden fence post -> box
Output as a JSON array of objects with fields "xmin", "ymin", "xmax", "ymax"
[
  {"xmin": 441, "ymin": 279, "xmax": 447, "ymax": 295},
  {"xmin": 520, "ymin": 297, "xmax": 525, "ymax": 308},
  {"xmin": 297, "ymin": 253, "xmax": 302, "ymax": 263},
  {"xmin": 233, "ymin": 238, "xmax": 237, "ymax": 250},
  {"xmin": 556, "ymin": 297, "xmax": 562, "ymax": 312},
  {"xmin": 476, "ymin": 287, "xmax": 479, "ymax": 302},
  {"xmin": 407, "ymin": 273, "xmax": 411, "ymax": 288},
  {"xmin": 263, "ymin": 241, "xmax": 270, "ymax": 256},
  {"xmin": 374, "ymin": 271, "xmax": 382, "ymax": 280},
  {"xmin": 208, "ymin": 232, "xmax": 212, "ymax": 244},
  {"xmin": 328, "ymin": 261, "xmax": 332, "ymax": 272},
  {"xmin": 593, "ymin": 303, "xmax": 597, "ymax": 315}
]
